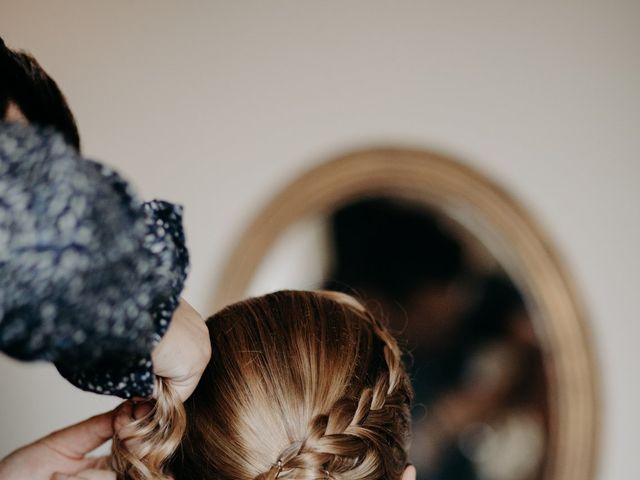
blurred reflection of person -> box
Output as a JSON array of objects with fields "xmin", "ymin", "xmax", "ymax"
[
  {"xmin": 324, "ymin": 197, "xmax": 547, "ymax": 480},
  {"xmin": 415, "ymin": 275, "xmax": 548, "ymax": 480},
  {"xmin": 324, "ymin": 197, "xmax": 468, "ymax": 349}
]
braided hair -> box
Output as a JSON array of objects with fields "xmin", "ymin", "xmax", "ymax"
[{"xmin": 112, "ymin": 290, "xmax": 412, "ymax": 479}]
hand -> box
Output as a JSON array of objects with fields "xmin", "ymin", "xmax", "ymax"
[
  {"xmin": 151, "ymin": 298, "xmax": 211, "ymax": 402},
  {"xmin": 0, "ymin": 410, "xmax": 117, "ymax": 480}
]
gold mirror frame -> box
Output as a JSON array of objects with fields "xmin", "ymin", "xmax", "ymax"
[{"xmin": 213, "ymin": 148, "xmax": 600, "ymax": 480}]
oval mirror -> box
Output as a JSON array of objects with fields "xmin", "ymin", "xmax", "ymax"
[{"xmin": 213, "ymin": 148, "xmax": 599, "ymax": 480}]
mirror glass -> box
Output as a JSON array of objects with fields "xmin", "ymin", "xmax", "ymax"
[{"xmin": 246, "ymin": 196, "xmax": 549, "ymax": 480}]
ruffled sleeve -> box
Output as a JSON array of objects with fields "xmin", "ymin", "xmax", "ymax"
[{"xmin": 0, "ymin": 123, "xmax": 189, "ymax": 398}]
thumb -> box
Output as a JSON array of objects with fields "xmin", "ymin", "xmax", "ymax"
[{"xmin": 44, "ymin": 410, "xmax": 116, "ymax": 459}]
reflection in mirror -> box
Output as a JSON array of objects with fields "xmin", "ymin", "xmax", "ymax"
[{"xmin": 248, "ymin": 196, "xmax": 548, "ymax": 480}]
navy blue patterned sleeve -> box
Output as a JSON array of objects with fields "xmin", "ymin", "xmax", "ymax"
[{"xmin": 0, "ymin": 123, "xmax": 189, "ymax": 398}]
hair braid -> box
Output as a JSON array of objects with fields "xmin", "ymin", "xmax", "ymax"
[{"xmin": 254, "ymin": 302, "xmax": 412, "ymax": 480}]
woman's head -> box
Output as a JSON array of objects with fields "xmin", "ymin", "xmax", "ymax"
[
  {"xmin": 0, "ymin": 37, "xmax": 80, "ymax": 151},
  {"xmin": 114, "ymin": 290, "xmax": 413, "ymax": 479}
]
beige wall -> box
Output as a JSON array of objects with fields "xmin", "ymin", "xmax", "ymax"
[{"xmin": 1, "ymin": 1, "xmax": 638, "ymax": 478}]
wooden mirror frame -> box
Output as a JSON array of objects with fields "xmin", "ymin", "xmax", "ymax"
[{"xmin": 213, "ymin": 148, "xmax": 600, "ymax": 480}]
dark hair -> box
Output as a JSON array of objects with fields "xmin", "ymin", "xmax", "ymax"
[
  {"xmin": 324, "ymin": 197, "xmax": 465, "ymax": 302},
  {"xmin": 461, "ymin": 274, "xmax": 526, "ymax": 342},
  {"xmin": 0, "ymin": 37, "xmax": 80, "ymax": 151}
]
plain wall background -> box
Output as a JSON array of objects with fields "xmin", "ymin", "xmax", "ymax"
[{"xmin": 0, "ymin": 1, "xmax": 638, "ymax": 478}]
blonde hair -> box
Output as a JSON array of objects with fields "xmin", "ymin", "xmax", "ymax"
[
  {"xmin": 111, "ymin": 378, "xmax": 186, "ymax": 480},
  {"xmin": 113, "ymin": 290, "xmax": 413, "ymax": 479}
]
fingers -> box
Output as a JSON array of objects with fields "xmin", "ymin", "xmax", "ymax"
[
  {"xmin": 52, "ymin": 469, "xmax": 116, "ymax": 480},
  {"xmin": 113, "ymin": 400, "xmax": 153, "ymax": 440},
  {"xmin": 151, "ymin": 298, "xmax": 211, "ymax": 402},
  {"xmin": 43, "ymin": 410, "xmax": 116, "ymax": 458},
  {"xmin": 112, "ymin": 400, "xmax": 155, "ymax": 461}
]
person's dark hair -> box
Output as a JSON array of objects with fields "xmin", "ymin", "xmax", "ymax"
[
  {"xmin": 0, "ymin": 37, "xmax": 80, "ymax": 150},
  {"xmin": 324, "ymin": 197, "xmax": 465, "ymax": 303},
  {"xmin": 462, "ymin": 274, "xmax": 526, "ymax": 343}
]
